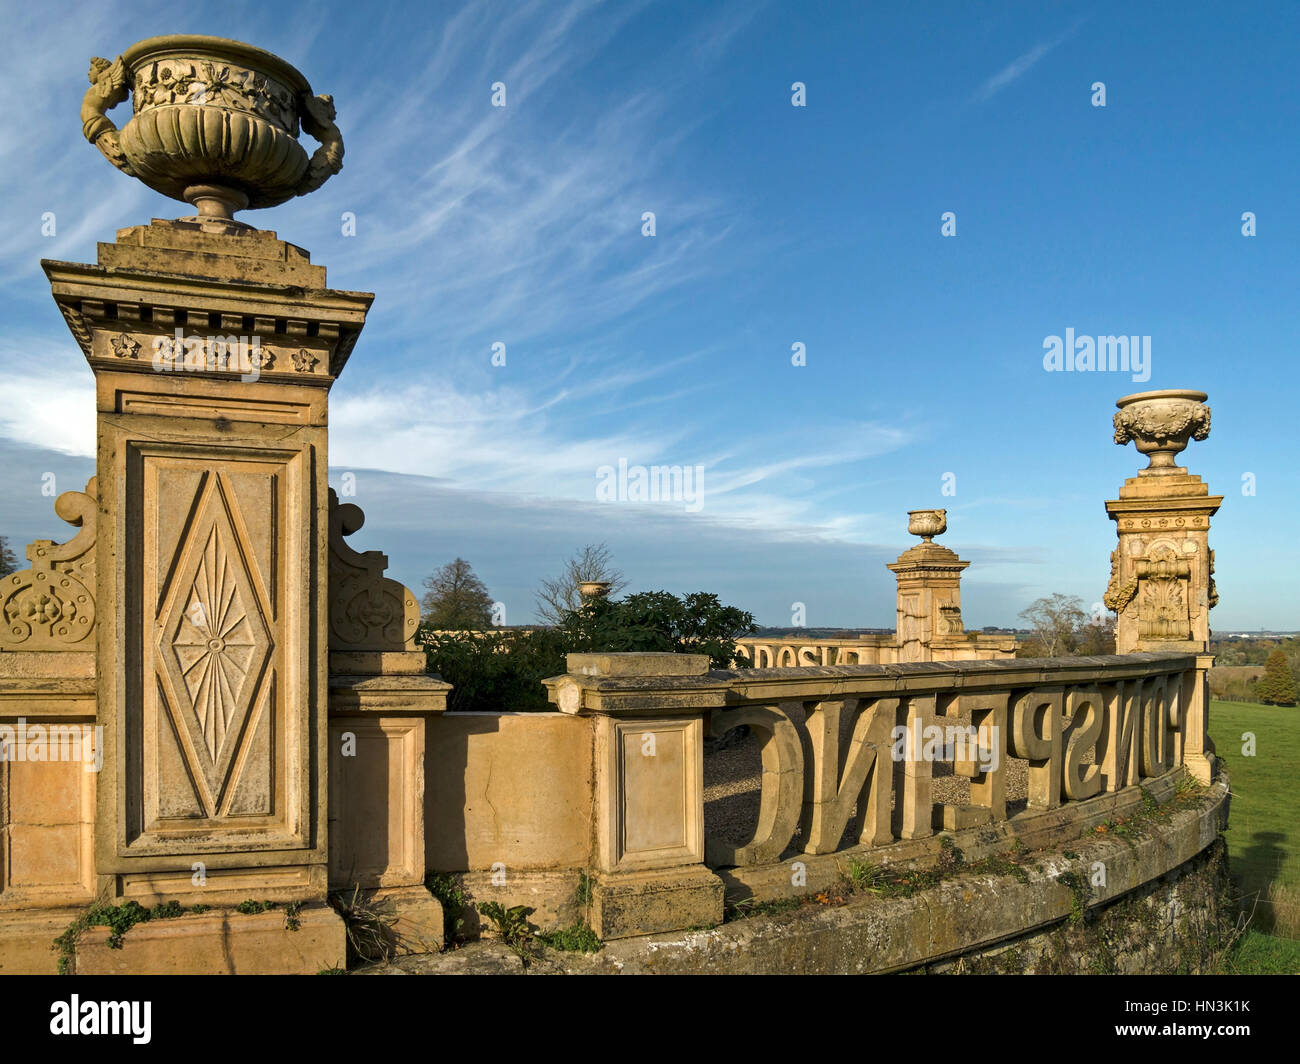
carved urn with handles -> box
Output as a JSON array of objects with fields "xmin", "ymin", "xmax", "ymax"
[
  {"xmin": 1112, "ymin": 390, "xmax": 1211, "ymax": 474},
  {"xmin": 80, "ymin": 34, "xmax": 344, "ymax": 229},
  {"xmin": 907, "ymin": 509, "xmax": 947, "ymax": 542}
]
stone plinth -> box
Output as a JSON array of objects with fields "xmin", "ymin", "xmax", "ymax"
[
  {"xmin": 544, "ymin": 653, "xmax": 728, "ymax": 938},
  {"xmin": 42, "ymin": 219, "xmax": 370, "ymax": 959},
  {"xmin": 887, "ymin": 514, "xmax": 971, "ymax": 662},
  {"xmin": 1105, "ymin": 473, "xmax": 1222, "ymax": 654}
]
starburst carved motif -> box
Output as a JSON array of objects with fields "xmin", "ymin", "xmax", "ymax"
[{"xmin": 169, "ymin": 526, "xmax": 266, "ymax": 759}]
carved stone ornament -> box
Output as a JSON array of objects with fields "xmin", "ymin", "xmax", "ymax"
[
  {"xmin": 328, "ymin": 489, "xmax": 421, "ymax": 653},
  {"xmin": 1103, "ymin": 548, "xmax": 1137, "ymax": 612},
  {"xmin": 906, "ymin": 508, "xmax": 947, "ymax": 542},
  {"xmin": 110, "ymin": 332, "xmax": 141, "ymax": 358},
  {"xmin": 1113, "ymin": 389, "xmax": 1211, "ymax": 474},
  {"xmin": 80, "ymin": 35, "xmax": 344, "ymax": 229},
  {"xmin": 1134, "ymin": 545, "xmax": 1192, "ymax": 641},
  {"xmin": 937, "ymin": 604, "xmax": 964, "ymax": 635},
  {"xmin": 0, "ymin": 479, "xmax": 97, "ymax": 651}
]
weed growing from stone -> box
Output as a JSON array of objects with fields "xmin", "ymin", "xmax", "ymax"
[
  {"xmin": 970, "ymin": 850, "xmax": 1033, "ymax": 884},
  {"xmin": 331, "ymin": 885, "xmax": 401, "ymax": 964},
  {"xmin": 426, "ymin": 871, "xmax": 469, "ymax": 941},
  {"xmin": 54, "ymin": 896, "xmax": 192, "ymax": 972},
  {"xmin": 845, "ymin": 857, "xmax": 888, "ymax": 893},
  {"xmin": 477, "ymin": 901, "xmax": 540, "ymax": 965},
  {"xmin": 539, "ymin": 923, "xmax": 603, "ymax": 953},
  {"xmin": 1058, "ymin": 870, "xmax": 1093, "ymax": 923},
  {"xmin": 725, "ymin": 896, "xmax": 803, "ymax": 921}
]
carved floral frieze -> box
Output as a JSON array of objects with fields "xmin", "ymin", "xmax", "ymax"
[{"xmin": 130, "ymin": 58, "xmax": 300, "ymax": 133}]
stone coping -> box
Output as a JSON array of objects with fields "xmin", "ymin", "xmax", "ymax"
[
  {"xmin": 328, "ymin": 673, "xmax": 451, "ymax": 714},
  {"xmin": 542, "ymin": 671, "xmax": 731, "ymax": 715},
  {"xmin": 712, "ymin": 651, "xmax": 1196, "ymax": 701},
  {"xmin": 566, "ymin": 652, "xmax": 711, "ymax": 677}
]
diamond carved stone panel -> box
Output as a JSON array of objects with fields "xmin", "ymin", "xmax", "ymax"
[
  {"xmin": 131, "ymin": 448, "xmax": 308, "ymax": 851},
  {"xmin": 159, "ymin": 497, "xmax": 273, "ymax": 804}
]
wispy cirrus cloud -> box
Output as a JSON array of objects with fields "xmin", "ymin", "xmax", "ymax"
[{"xmin": 971, "ymin": 19, "xmax": 1086, "ymax": 104}]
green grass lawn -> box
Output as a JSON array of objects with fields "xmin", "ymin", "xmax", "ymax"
[
  {"xmin": 1210, "ymin": 700, "xmax": 1300, "ymax": 896},
  {"xmin": 1226, "ymin": 930, "xmax": 1300, "ymax": 974},
  {"xmin": 1209, "ymin": 699, "xmax": 1300, "ymax": 970}
]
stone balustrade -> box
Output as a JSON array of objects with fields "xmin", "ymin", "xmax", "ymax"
[
  {"xmin": 704, "ymin": 651, "xmax": 1210, "ymax": 869},
  {"xmin": 537, "ymin": 648, "xmax": 1214, "ymax": 936}
]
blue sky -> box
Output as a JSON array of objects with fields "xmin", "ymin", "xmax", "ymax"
[{"xmin": 1, "ymin": 0, "xmax": 1296, "ymax": 630}]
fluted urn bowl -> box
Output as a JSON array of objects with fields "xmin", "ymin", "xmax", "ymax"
[
  {"xmin": 1113, "ymin": 390, "xmax": 1211, "ymax": 474},
  {"xmin": 81, "ymin": 35, "xmax": 344, "ymax": 227},
  {"xmin": 907, "ymin": 509, "xmax": 947, "ymax": 541}
]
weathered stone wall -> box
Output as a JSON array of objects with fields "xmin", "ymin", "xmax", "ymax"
[
  {"xmin": 925, "ymin": 837, "xmax": 1230, "ymax": 974},
  {"xmin": 377, "ymin": 772, "xmax": 1230, "ymax": 975},
  {"xmin": 425, "ymin": 711, "xmax": 593, "ymax": 872}
]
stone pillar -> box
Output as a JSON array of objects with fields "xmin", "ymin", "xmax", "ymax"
[
  {"xmin": 544, "ymin": 653, "xmax": 727, "ymax": 938},
  {"xmin": 44, "ymin": 218, "xmax": 369, "ymax": 959},
  {"xmin": 327, "ymin": 491, "xmax": 451, "ymax": 955},
  {"xmin": 887, "ymin": 509, "xmax": 970, "ymax": 662},
  {"xmin": 1104, "ymin": 390, "xmax": 1222, "ymax": 782}
]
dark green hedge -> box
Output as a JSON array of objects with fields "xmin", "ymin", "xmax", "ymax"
[{"xmin": 421, "ymin": 590, "xmax": 755, "ymax": 712}]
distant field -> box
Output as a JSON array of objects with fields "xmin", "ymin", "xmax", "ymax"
[{"xmin": 1209, "ymin": 700, "xmax": 1300, "ymax": 922}]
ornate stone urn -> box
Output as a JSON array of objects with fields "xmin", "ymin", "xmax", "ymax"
[
  {"xmin": 1113, "ymin": 390, "xmax": 1211, "ymax": 474},
  {"xmin": 80, "ymin": 34, "xmax": 343, "ymax": 229},
  {"xmin": 906, "ymin": 509, "xmax": 947, "ymax": 542}
]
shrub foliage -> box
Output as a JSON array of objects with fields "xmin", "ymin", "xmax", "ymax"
[{"xmin": 421, "ymin": 589, "xmax": 756, "ymax": 712}]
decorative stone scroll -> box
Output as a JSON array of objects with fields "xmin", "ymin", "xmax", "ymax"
[
  {"xmin": 0, "ymin": 479, "xmax": 97, "ymax": 651},
  {"xmin": 328, "ymin": 489, "xmax": 420, "ymax": 653}
]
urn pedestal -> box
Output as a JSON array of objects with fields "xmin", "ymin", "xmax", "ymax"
[
  {"xmin": 888, "ymin": 510, "xmax": 970, "ymax": 663},
  {"xmin": 1106, "ymin": 390, "xmax": 1222, "ymax": 783},
  {"xmin": 42, "ymin": 217, "xmax": 371, "ymax": 969}
]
